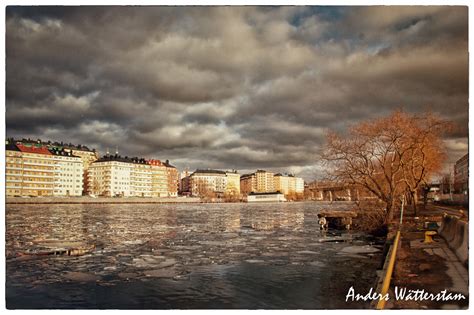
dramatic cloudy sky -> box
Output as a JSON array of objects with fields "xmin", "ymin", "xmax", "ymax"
[{"xmin": 6, "ymin": 6, "xmax": 468, "ymax": 180}]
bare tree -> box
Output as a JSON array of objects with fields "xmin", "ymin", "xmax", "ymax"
[{"xmin": 322, "ymin": 110, "xmax": 450, "ymax": 223}]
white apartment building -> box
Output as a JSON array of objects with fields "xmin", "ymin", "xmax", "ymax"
[
  {"xmin": 88, "ymin": 158, "xmax": 133, "ymax": 197},
  {"xmin": 274, "ymin": 174, "xmax": 304, "ymax": 195},
  {"xmin": 50, "ymin": 148, "xmax": 83, "ymax": 196},
  {"xmin": 295, "ymin": 177, "xmax": 305, "ymax": 194},
  {"xmin": 190, "ymin": 169, "xmax": 227, "ymax": 196}
]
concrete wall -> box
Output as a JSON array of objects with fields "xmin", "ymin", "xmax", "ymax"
[{"xmin": 438, "ymin": 215, "xmax": 468, "ymax": 266}]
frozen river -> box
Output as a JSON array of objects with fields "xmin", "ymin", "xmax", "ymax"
[{"xmin": 6, "ymin": 202, "xmax": 383, "ymax": 309}]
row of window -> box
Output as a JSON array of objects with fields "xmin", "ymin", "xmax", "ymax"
[
  {"xmin": 23, "ymin": 184, "xmax": 53, "ymax": 188},
  {"xmin": 23, "ymin": 159, "xmax": 54, "ymax": 164}
]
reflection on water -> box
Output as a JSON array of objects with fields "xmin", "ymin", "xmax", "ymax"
[{"xmin": 6, "ymin": 202, "xmax": 382, "ymax": 309}]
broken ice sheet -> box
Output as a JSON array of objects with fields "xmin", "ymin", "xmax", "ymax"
[{"xmin": 7, "ymin": 202, "xmax": 382, "ymax": 308}]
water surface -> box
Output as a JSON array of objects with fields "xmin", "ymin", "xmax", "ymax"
[{"xmin": 6, "ymin": 202, "xmax": 382, "ymax": 309}]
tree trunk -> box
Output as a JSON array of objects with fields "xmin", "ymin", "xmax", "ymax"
[
  {"xmin": 385, "ymin": 199, "xmax": 395, "ymax": 224},
  {"xmin": 411, "ymin": 190, "xmax": 418, "ymax": 217}
]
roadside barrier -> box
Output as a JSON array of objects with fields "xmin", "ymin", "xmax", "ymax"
[
  {"xmin": 438, "ymin": 215, "xmax": 468, "ymax": 266},
  {"xmin": 440, "ymin": 215, "xmax": 457, "ymax": 243},
  {"xmin": 376, "ymin": 230, "xmax": 401, "ymax": 310},
  {"xmin": 454, "ymin": 222, "xmax": 469, "ymax": 267}
]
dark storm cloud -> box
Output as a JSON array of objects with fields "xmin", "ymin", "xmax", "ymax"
[{"xmin": 6, "ymin": 6, "xmax": 468, "ymax": 180}]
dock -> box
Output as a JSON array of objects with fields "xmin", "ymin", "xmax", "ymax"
[{"xmin": 319, "ymin": 210, "xmax": 357, "ymax": 229}]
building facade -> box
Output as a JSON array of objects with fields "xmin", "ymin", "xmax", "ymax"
[
  {"xmin": 6, "ymin": 142, "xmax": 25, "ymax": 197},
  {"xmin": 256, "ymin": 170, "xmax": 274, "ymax": 193},
  {"xmin": 148, "ymin": 159, "xmax": 168, "ymax": 197},
  {"xmin": 454, "ymin": 153, "xmax": 468, "ymax": 194},
  {"xmin": 225, "ymin": 171, "xmax": 241, "ymax": 195},
  {"xmin": 50, "ymin": 147, "xmax": 83, "ymax": 196},
  {"xmin": 130, "ymin": 158, "xmax": 152, "ymax": 197},
  {"xmin": 247, "ymin": 192, "xmax": 286, "ymax": 203},
  {"xmin": 189, "ymin": 169, "xmax": 227, "ymax": 196},
  {"xmin": 6, "ymin": 142, "xmax": 56, "ymax": 197},
  {"xmin": 240, "ymin": 170, "xmax": 304, "ymax": 196},
  {"xmin": 164, "ymin": 160, "xmax": 179, "ymax": 197},
  {"xmin": 274, "ymin": 173, "xmax": 290, "ymax": 194},
  {"xmin": 240, "ymin": 173, "xmax": 257, "ymax": 195},
  {"xmin": 87, "ymin": 157, "xmax": 133, "ymax": 197}
]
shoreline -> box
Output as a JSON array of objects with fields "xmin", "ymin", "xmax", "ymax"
[
  {"xmin": 6, "ymin": 197, "xmax": 356, "ymax": 205},
  {"xmin": 6, "ymin": 196, "xmax": 202, "ymax": 204}
]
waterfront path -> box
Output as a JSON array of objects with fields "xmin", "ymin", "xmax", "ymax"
[{"xmin": 385, "ymin": 205, "xmax": 468, "ymax": 309}]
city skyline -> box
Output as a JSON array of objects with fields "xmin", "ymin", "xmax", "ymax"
[{"xmin": 6, "ymin": 6, "xmax": 468, "ymax": 181}]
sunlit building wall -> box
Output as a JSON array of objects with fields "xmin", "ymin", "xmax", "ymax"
[{"xmin": 50, "ymin": 148, "xmax": 83, "ymax": 196}]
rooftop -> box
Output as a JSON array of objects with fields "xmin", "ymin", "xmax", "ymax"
[
  {"xmin": 15, "ymin": 143, "xmax": 52, "ymax": 155},
  {"xmin": 163, "ymin": 160, "xmax": 176, "ymax": 169},
  {"xmin": 11, "ymin": 138, "xmax": 96, "ymax": 152},
  {"xmin": 49, "ymin": 147, "xmax": 80, "ymax": 158},
  {"xmin": 94, "ymin": 154, "xmax": 149, "ymax": 164},
  {"xmin": 5, "ymin": 141, "xmax": 20, "ymax": 152},
  {"xmin": 193, "ymin": 169, "xmax": 226, "ymax": 175}
]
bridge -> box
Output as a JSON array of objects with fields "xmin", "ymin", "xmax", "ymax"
[{"xmin": 305, "ymin": 182, "xmax": 373, "ymax": 202}]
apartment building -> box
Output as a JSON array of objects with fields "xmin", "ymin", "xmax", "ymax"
[
  {"xmin": 130, "ymin": 158, "xmax": 152, "ymax": 197},
  {"xmin": 164, "ymin": 160, "xmax": 179, "ymax": 197},
  {"xmin": 50, "ymin": 147, "xmax": 83, "ymax": 196},
  {"xmin": 274, "ymin": 173, "xmax": 290, "ymax": 194},
  {"xmin": 179, "ymin": 169, "xmax": 191, "ymax": 194},
  {"xmin": 241, "ymin": 170, "xmax": 274, "ymax": 194},
  {"xmin": 240, "ymin": 173, "xmax": 257, "ymax": 195},
  {"xmin": 295, "ymin": 177, "xmax": 305, "ymax": 194},
  {"xmin": 11, "ymin": 138, "xmax": 99, "ymax": 195},
  {"xmin": 225, "ymin": 170, "xmax": 241, "ymax": 195},
  {"xmin": 256, "ymin": 170, "xmax": 274, "ymax": 192},
  {"xmin": 6, "ymin": 142, "xmax": 24, "ymax": 197},
  {"xmin": 189, "ymin": 169, "xmax": 227, "ymax": 196},
  {"xmin": 454, "ymin": 153, "xmax": 468, "ymax": 194},
  {"xmin": 241, "ymin": 170, "xmax": 305, "ymax": 196},
  {"xmin": 6, "ymin": 142, "xmax": 56, "ymax": 197},
  {"xmin": 68, "ymin": 148, "xmax": 98, "ymax": 194},
  {"xmin": 148, "ymin": 159, "xmax": 168, "ymax": 197},
  {"xmin": 87, "ymin": 156, "xmax": 133, "ymax": 197}
]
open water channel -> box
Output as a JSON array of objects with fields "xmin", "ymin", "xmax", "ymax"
[{"xmin": 6, "ymin": 202, "xmax": 383, "ymax": 309}]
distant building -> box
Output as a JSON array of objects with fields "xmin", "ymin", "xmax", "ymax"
[
  {"xmin": 87, "ymin": 155, "xmax": 134, "ymax": 197},
  {"xmin": 5, "ymin": 142, "xmax": 23, "ymax": 196},
  {"xmin": 131, "ymin": 159, "xmax": 152, "ymax": 197},
  {"xmin": 163, "ymin": 160, "xmax": 179, "ymax": 197},
  {"xmin": 189, "ymin": 169, "xmax": 227, "ymax": 196},
  {"xmin": 256, "ymin": 170, "xmax": 274, "ymax": 192},
  {"xmin": 6, "ymin": 141, "xmax": 56, "ymax": 197},
  {"xmin": 186, "ymin": 169, "xmax": 241, "ymax": 197},
  {"xmin": 179, "ymin": 169, "xmax": 191, "ymax": 194},
  {"xmin": 454, "ymin": 153, "xmax": 468, "ymax": 194},
  {"xmin": 14, "ymin": 142, "xmax": 56, "ymax": 196},
  {"xmin": 148, "ymin": 159, "xmax": 168, "ymax": 198},
  {"xmin": 247, "ymin": 192, "xmax": 286, "ymax": 203},
  {"xmin": 49, "ymin": 147, "xmax": 83, "ymax": 196},
  {"xmin": 88, "ymin": 155, "xmax": 177, "ymax": 197},
  {"xmin": 225, "ymin": 170, "xmax": 241, "ymax": 196},
  {"xmin": 241, "ymin": 170, "xmax": 304, "ymax": 196},
  {"xmin": 240, "ymin": 173, "xmax": 257, "ymax": 195},
  {"xmin": 294, "ymin": 177, "xmax": 305, "ymax": 194},
  {"xmin": 12, "ymin": 138, "xmax": 98, "ymax": 195},
  {"xmin": 274, "ymin": 173, "xmax": 290, "ymax": 194}
]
